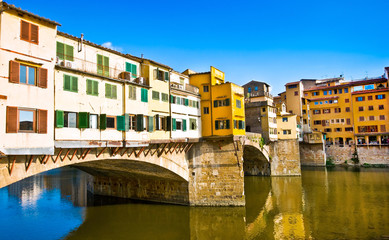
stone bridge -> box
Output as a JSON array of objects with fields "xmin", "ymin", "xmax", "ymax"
[{"xmin": 0, "ymin": 134, "xmax": 300, "ymax": 206}]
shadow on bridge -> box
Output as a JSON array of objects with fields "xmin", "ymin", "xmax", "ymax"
[{"xmin": 243, "ymin": 133, "xmax": 271, "ymax": 176}]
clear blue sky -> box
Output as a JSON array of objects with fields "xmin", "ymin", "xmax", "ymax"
[{"xmin": 11, "ymin": 0, "xmax": 389, "ymax": 94}]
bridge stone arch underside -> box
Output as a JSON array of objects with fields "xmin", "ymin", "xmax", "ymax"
[
  {"xmin": 0, "ymin": 143, "xmax": 193, "ymax": 205},
  {"xmin": 243, "ymin": 144, "xmax": 271, "ymax": 176}
]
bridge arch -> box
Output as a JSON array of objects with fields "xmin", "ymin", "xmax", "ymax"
[{"xmin": 243, "ymin": 145, "xmax": 270, "ymax": 176}]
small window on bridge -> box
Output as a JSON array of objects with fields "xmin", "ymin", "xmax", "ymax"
[{"xmin": 106, "ymin": 116, "xmax": 116, "ymax": 129}]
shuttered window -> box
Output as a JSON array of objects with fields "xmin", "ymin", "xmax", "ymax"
[
  {"xmin": 86, "ymin": 79, "xmax": 99, "ymax": 96},
  {"xmin": 6, "ymin": 106, "xmax": 18, "ymax": 133},
  {"xmin": 183, "ymin": 119, "xmax": 187, "ymax": 131},
  {"xmin": 106, "ymin": 116, "xmax": 116, "ymax": 129},
  {"xmin": 6, "ymin": 107, "xmax": 47, "ymax": 133},
  {"xmin": 37, "ymin": 109, "xmax": 47, "ymax": 134},
  {"xmin": 129, "ymin": 86, "xmax": 136, "ymax": 100},
  {"xmin": 161, "ymin": 93, "xmax": 168, "ymax": 102},
  {"xmin": 97, "ymin": 54, "xmax": 109, "ymax": 77},
  {"xmin": 152, "ymin": 91, "xmax": 160, "ymax": 100},
  {"xmin": 172, "ymin": 118, "xmax": 177, "ymax": 131},
  {"xmin": 136, "ymin": 114, "xmax": 144, "ymax": 131},
  {"xmin": 141, "ymin": 88, "xmax": 148, "ymax": 102},
  {"xmin": 78, "ymin": 112, "xmax": 90, "ymax": 128},
  {"xmin": 38, "ymin": 68, "xmax": 48, "ymax": 88},
  {"xmin": 148, "ymin": 116, "xmax": 154, "ymax": 132},
  {"xmin": 56, "ymin": 110, "xmax": 64, "ymax": 128},
  {"xmin": 63, "ymin": 74, "xmax": 78, "ymax": 92},
  {"xmin": 126, "ymin": 62, "xmax": 138, "ymax": 78},
  {"xmin": 100, "ymin": 114, "xmax": 107, "ymax": 130},
  {"xmin": 189, "ymin": 118, "xmax": 197, "ymax": 130},
  {"xmin": 117, "ymin": 115, "xmax": 126, "ymax": 131},
  {"xmin": 9, "ymin": 61, "xmax": 47, "ymax": 88},
  {"xmin": 105, "ymin": 83, "xmax": 117, "ymax": 99},
  {"xmin": 56, "ymin": 42, "xmax": 74, "ymax": 61},
  {"xmin": 184, "ymin": 98, "xmax": 189, "ymax": 106},
  {"xmin": 20, "ymin": 20, "xmax": 39, "ymax": 44}
]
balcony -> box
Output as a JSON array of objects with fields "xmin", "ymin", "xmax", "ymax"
[
  {"xmin": 248, "ymin": 91, "xmax": 273, "ymax": 99},
  {"xmin": 55, "ymin": 56, "xmax": 148, "ymax": 86},
  {"xmin": 170, "ymin": 83, "xmax": 199, "ymax": 95}
]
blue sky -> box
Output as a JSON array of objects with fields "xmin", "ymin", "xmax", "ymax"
[{"xmin": 11, "ymin": 0, "xmax": 389, "ymax": 94}]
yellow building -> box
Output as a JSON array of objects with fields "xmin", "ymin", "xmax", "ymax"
[
  {"xmin": 276, "ymin": 106, "xmax": 298, "ymax": 140},
  {"xmin": 184, "ymin": 67, "xmax": 245, "ymax": 137},
  {"xmin": 302, "ymin": 76, "xmax": 389, "ymax": 146}
]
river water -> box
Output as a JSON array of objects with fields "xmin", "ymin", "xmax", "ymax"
[{"xmin": 0, "ymin": 167, "xmax": 388, "ymax": 240}]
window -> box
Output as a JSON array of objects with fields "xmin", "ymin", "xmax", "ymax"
[
  {"xmin": 313, "ymin": 92, "xmax": 319, "ymax": 96},
  {"xmin": 339, "ymin": 89, "xmax": 342, "ymax": 94},
  {"xmin": 64, "ymin": 75, "xmax": 78, "ymax": 92},
  {"xmin": 56, "ymin": 42, "xmax": 74, "ymax": 61},
  {"xmin": 344, "ymin": 88, "xmax": 349, "ymax": 93},
  {"xmin": 248, "ymin": 87, "xmax": 251, "ymax": 93},
  {"xmin": 381, "ymin": 125, "xmax": 386, "ymax": 132},
  {"xmin": 18, "ymin": 109, "xmax": 35, "ymax": 132},
  {"xmin": 358, "ymin": 106, "xmax": 364, "ymax": 111},
  {"xmin": 368, "ymin": 96, "xmax": 373, "ymax": 100},
  {"xmin": 215, "ymin": 120, "xmax": 230, "ymax": 130},
  {"xmin": 236, "ymin": 99, "xmax": 241, "ymax": 108},
  {"xmin": 346, "ymin": 118, "xmax": 351, "ymax": 125},
  {"xmin": 141, "ymin": 88, "xmax": 148, "ymax": 102},
  {"xmin": 154, "ymin": 68, "xmax": 169, "ymax": 81},
  {"xmin": 359, "ymin": 116, "xmax": 364, "ymax": 122},
  {"xmin": 161, "ymin": 93, "xmax": 168, "ymax": 102},
  {"xmin": 283, "ymin": 130, "xmax": 291, "ymax": 135},
  {"xmin": 90, "ymin": 114, "xmax": 98, "ymax": 129},
  {"xmin": 324, "ymin": 128, "xmax": 332, "ymax": 132},
  {"xmin": 189, "ymin": 118, "xmax": 197, "ymax": 130},
  {"xmin": 204, "ymin": 107, "xmax": 209, "ymax": 114},
  {"xmin": 353, "ymin": 86, "xmax": 363, "ymax": 92},
  {"xmin": 323, "ymin": 109, "xmax": 330, "ymax": 114},
  {"xmin": 262, "ymin": 107, "xmax": 266, "ymax": 112},
  {"xmin": 176, "ymin": 97, "xmax": 181, "ymax": 105},
  {"xmin": 288, "ymin": 84, "xmax": 297, "ymax": 89},
  {"xmin": 345, "ymin": 98, "xmax": 349, "ymax": 103},
  {"xmin": 313, "ymin": 110, "xmax": 321, "ymax": 114},
  {"xmin": 329, "ymin": 90, "xmax": 332, "ymax": 95},
  {"xmin": 213, "ymin": 99, "xmax": 230, "ymax": 107},
  {"xmin": 335, "ymin": 128, "xmax": 342, "ymax": 132},
  {"xmin": 282, "ymin": 117, "xmax": 288, "ymax": 122},
  {"xmin": 323, "ymin": 91, "xmax": 327, "ymax": 95},
  {"xmin": 105, "ymin": 83, "xmax": 117, "ymax": 99},
  {"xmin": 302, "ymin": 110, "xmax": 306, "ymax": 114},
  {"xmin": 19, "ymin": 64, "xmax": 36, "ymax": 85},
  {"xmin": 379, "ymin": 105, "xmax": 384, "ymax": 110},
  {"xmin": 20, "ymin": 20, "xmax": 38, "ymax": 44},
  {"xmin": 314, "ymin": 102, "xmax": 319, "ymax": 105},
  {"xmin": 255, "ymin": 86, "xmax": 258, "ymax": 91},
  {"xmin": 176, "ymin": 120, "xmax": 182, "ymax": 130},
  {"xmin": 129, "ymin": 86, "xmax": 136, "ymax": 100},
  {"xmin": 335, "ymin": 108, "xmax": 341, "ymax": 113},
  {"xmin": 129, "ymin": 115, "xmax": 136, "ymax": 130},
  {"xmin": 97, "ymin": 54, "xmax": 109, "ymax": 77},
  {"xmin": 380, "ymin": 115, "xmax": 385, "ymax": 120},
  {"xmin": 152, "ymin": 91, "xmax": 160, "ymax": 100},
  {"xmin": 314, "ymin": 120, "xmax": 321, "ymax": 125},
  {"xmin": 86, "ymin": 79, "xmax": 99, "ymax": 96},
  {"xmin": 203, "ymin": 85, "xmax": 209, "ymax": 92},
  {"xmin": 125, "ymin": 62, "xmax": 137, "ymax": 78},
  {"xmin": 294, "ymin": 91, "xmax": 298, "ymax": 96},
  {"xmin": 334, "ymin": 89, "xmax": 338, "ymax": 94},
  {"xmin": 345, "ymin": 127, "xmax": 353, "ymax": 132},
  {"xmin": 368, "ymin": 106, "xmax": 373, "ymax": 111},
  {"xmin": 358, "ymin": 126, "xmax": 378, "ymax": 133},
  {"xmin": 64, "ymin": 112, "xmax": 77, "ymax": 128},
  {"xmin": 365, "ymin": 84, "xmax": 374, "ymax": 90},
  {"xmin": 356, "ymin": 97, "xmax": 365, "ymax": 101},
  {"xmin": 346, "ymin": 107, "xmax": 350, "ymax": 112},
  {"xmin": 369, "ymin": 116, "xmax": 375, "ymax": 121},
  {"xmin": 376, "ymin": 94, "xmax": 386, "ymax": 100},
  {"xmin": 106, "ymin": 116, "xmax": 116, "ymax": 129}
]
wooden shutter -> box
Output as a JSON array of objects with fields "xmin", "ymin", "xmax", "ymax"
[
  {"xmin": 124, "ymin": 114, "xmax": 130, "ymax": 131},
  {"xmin": 56, "ymin": 42, "xmax": 64, "ymax": 60},
  {"xmin": 183, "ymin": 119, "xmax": 187, "ymax": 131},
  {"xmin": 93, "ymin": 81, "xmax": 99, "ymax": 95},
  {"xmin": 215, "ymin": 120, "xmax": 219, "ymax": 130},
  {"xmin": 148, "ymin": 116, "xmax": 154, "ymax": 132},
  {"xmin": 116, "ymin": 115, "xmax": 125, "ymax": 131},
  {"xmin": 9, "ymin": 61, "xmax": 20, "ymax": 83},
  {"xmin": 78, "ymin": 112, "xmax": 89, "ymax": 128},
  {"xmin": 155, "ymin": 114, "xmax": 160, "ymax": 130},
  {"xmin": 172, "ymin": 118, "xmax": 176, "ymax": 131},
  {"xmin": 30, "ymin": 24, "xmax": 39, "ymax": 43},
  {"xmin": 226, "ymin": 120, "xmax": 230, "ymax": 129},
  {"xmin": 103, "ymin": 56, "xmax": 109, "ymax": 77},
  {"xmin": 56, "ymin": 110, "xmax": 64, "ymax": 128},
  {"xmin": 225, "ymin": 98, "xmax": 230, "ymax": 106},
  {"xmin": 38, "ymin": 109, "xmax": 47, "ymax": 134},
  {"xmin": 185, "ymin": 99, "xmax": 189, "ymax": 106},
  {"xmin": 38, "ymin": 68, "xmax": 48, "ymax": 88},
  {"xmin": 6, "ymin": 106, "xmax": 18, "ymax": 133},
  {"xmin": 126, "ymin": 62, "xmax": 131, "ymax": 72},
  {"xmin": 131, "ymin": 64, "xmax": 137, "ymax": 77},
  {"xmin": 136, "ymin": 114, "xmax": 144, "ymax": 131},
  {"xmin": 100, "ymin": 114, "xmax": 107, "ymax": 130},
  {"xmin": 167, "ymin": 116, "xmax": 171, "ymax": 131},
  {"xmin": 65, "ymin": 45, "xmax": 74, "ymax": 61},
  {"xmin": 170, "ymin": 95, "xmax": 174, "ymax": 103},
  {"xmin": 214, "ymin": 101, "xmax": 218, "ymax": 108},
  {"xmin": 164, "ymin": 71, "xmax": 169, "ymax": 81},
  {"xmin": 86, "ymin": 79, "xmax": 92, "ymax": 94},
  {"xmin": 20, "ymin": 21, "xmax": 29, "ymax": 41},
  {"xmin": 141, "ymin": 88, "xmax": 148, "ymax": 102},
  {"xmin": 112, "ymin": 85, "xmax": 117, "ymax": 99},
  {"xmin": 64, "ymin": 75, "xmax": 71, "ymax": 91},
  {"xmin": 71, "ymin": 76, "xmax": 78, "ymax": 92},
  {"xmin": 97, "ymin": 54, "xmax": 103, "ymax": 75},
  {"xmin": 105, "ymin": 84, "xmax": 111, "ymax": 98}
]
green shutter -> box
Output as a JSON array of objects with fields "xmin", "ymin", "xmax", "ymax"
[
  {"xmin": 155, "ymin": 114, "xmax": 160, "ymax": 130},
  {"xmin": 112, "ymin": 85, "xmax": 117, "ymax": 99},
  {"xmin": 214, "ymin": 100, "xmax": 218, "ymax": 108},
  {"xmin": 105, "ymin": 83, "xmax": 111, "ymax": 98},
  {"xmin": 86, "ymin": 79, "xmax": 92, "ymax": 94},
  {"xmin": 93, "ymin": 80, "xmax": 99, "ymax": 95},
  {"xmin": 226, "ymin": 120, "xmax": 230, "ymax": 129},
  {"xmin": 141, "ymin": 88, "xmax": 148, "ymax": 102},
  {"xmin": 136, "ymin": 114, "xmax": 144, "ymax": 131},
  {"xmin": 225, "ymin": 98, "xmax": 230, "ymax": 106},
  {"xmin": 55, "ymin": 110, "xmax": 64, "ymax": 128},
  {"xmin": 242, "ymin": 121, "xmax": 245, "ymax": 130},
  {"xmin": 238, "ymin": 120, "xmax": 242, "ymax": 129},
  {"xmin": 170, "ymin": 95, "xmax": 174, "ymax": 103},
  {"xmin": 215, "ymin": 121, "xmax": 219, "ymax": 130},
  {"xmin": 64, "ymin": 75, "xmax": 71, "ymax": 91},
  {"xmin": 131, "ymin": 64, "xmax": 137, "ymax": 77},
  {"xmin": 56, "ymin": 42, "xmax": 64, "ymax": 60},
  {"xmin": 97, "ymin": 54, "xmax": 103, "ymax": 75},
  {"xmin": 71, "ymin": 76, "xmax": 78, "ymax": 92},
  {"xmin": 65, "ymin": 44, "xmax": 74, "ymax": 61},
  {"xmin": 100, "ymin": 114, "xmax": 107, "ymax": 130},
  {"xmin": 125, "ymin": 62, "xmax": 131, "ymax": 72},
  {"xmin": 183, "ymin": 119, "xmax": 187, "ymax": 131},
  {"xmin": 196, "ymin": 101, "xmax": 199, "ymax": 108},
  {"xmin": 124, "ymin": 114, "xmax": 130, "ymax": 131},
  {"xmin": 79, "ymin": 112, "xmax": 89, "ymax": 128},
  {"xmin": 164, "ymin": 71, "xmax": 169, "ymax": 81},
  {"xmin": 167, "ymin": 116, "xmax": 171, "ymax": 131},
  {"xmin": 172, "ymin": 118, "xmax": 176, "ymax": 131},
  {"xmin": 148, "ymin": 116, "xmax": 154, "ymax": 132},
  {"xmin": 103, "ymin": 56, "xmax": 109, "ymax": 77},
  {"xmin": 185, "ymin": 99, "xmax": 189, "ymax": 106},
  {"xmin": 117, "ymin": 115, "xmax": 125, "ymax": 131}
]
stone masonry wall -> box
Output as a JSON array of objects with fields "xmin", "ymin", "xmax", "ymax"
[
  {"xmin": 325, "ymin": 145, "xmax": 389, "ymax": 164},
  {"xmin": 269, "ymin": 139, "xmax": 301, "ymax": 176},
  {"xmin": 325, "ymin": 145, "xmax": 353, "ymax": 164},
  {"xmin": 299, "ymin": 143, "xmax": 326, "ymax": 166},
  {"xmin": 188, "ymin": 139, "xmax": 245, "ymax": 206}
]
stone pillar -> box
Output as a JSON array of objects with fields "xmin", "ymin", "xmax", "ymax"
[
  {"xmin": 269, "ymin": 139, "xmax": 301, "ymax": 176},
  {"xmin": 187, "ymin": 137, "xmax": 245, "ymax": 206}
]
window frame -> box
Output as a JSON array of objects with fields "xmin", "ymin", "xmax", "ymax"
[
  {"xmin": 18, "ymin": 108, "xmax": 36, "ymax": 133},
  {"xmin": 106, "ymin": 116, "xmax": 116, "ymax": 129},
  {"xmin": 20, "ymin": 20, "xmax": 39, "ymax": 44}
]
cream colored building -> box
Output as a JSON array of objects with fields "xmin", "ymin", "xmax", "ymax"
[
  {"xmin": 0, "ymin": 2, "xmax": 58, "ymax": 155},
  {"xmin": 276, "ymin": 104, "xmax": 298, "ymax": 140},
  {"xmin": 170, "ymin": 71, "xmax": 201, "ymax": 140}
]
